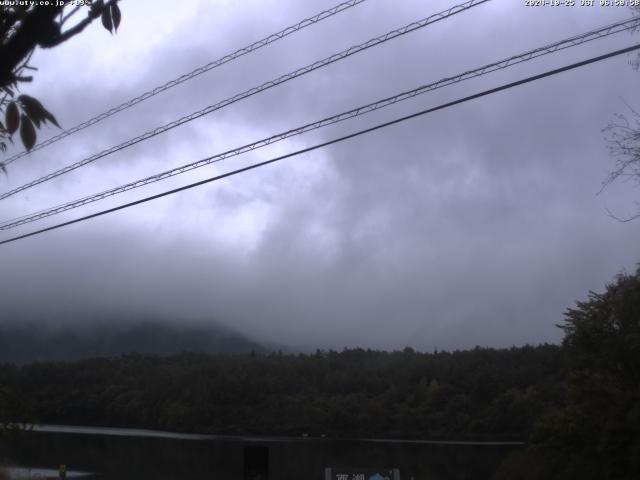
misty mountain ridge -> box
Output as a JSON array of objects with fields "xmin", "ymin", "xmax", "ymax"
[{"xmin": 0, "ymin": 318, "xmax": 267, "ymax": 363}]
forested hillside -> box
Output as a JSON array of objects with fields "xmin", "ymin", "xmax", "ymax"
[
  {"xmin": 0, "ymin": 345, "xmax": 565, "ymax": 440},
  {"xmin": 2, "ymin": 268, "xmax": 637, "ymax": 478}
]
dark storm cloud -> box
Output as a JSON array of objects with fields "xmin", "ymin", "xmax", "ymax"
[{"xmin": 1, "ymin": 0, "xmax": 639, "ymax": 351}]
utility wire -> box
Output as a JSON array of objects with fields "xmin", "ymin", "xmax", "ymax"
[
  {"xmin": 0, "ymin": 0, "xmax": 490, "ymax": 201},
  {"xmin": 1, "ymin": 0, "xmax": 370, "ymax": 167},
  {"xmin": 1, "ymin": 16, "xmax": 637, "ymax": 231},
  {"xmin": 1, "ymin": 43, "xmax": 638, "ymax": 247}
]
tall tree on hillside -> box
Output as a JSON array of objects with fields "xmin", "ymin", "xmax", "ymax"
[
  {"xmin": 496, "ymin": 266, "xmax": 640, "ymax": 480},
  {"xmin": 601, "ymin": 5, "xmax": 640, "ymax": 221}
]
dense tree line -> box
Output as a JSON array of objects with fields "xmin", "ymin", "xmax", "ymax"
[
  {"xmin": 2, "ymin": 267, "xmax": 637, "ymax": 477},
  {"xmin": 496, "ymin": 266, "xmax": 640, "ymax": 479},
  {"xmin": 0, "ymin": 344, "xmax": 565, "ymax": 441}
]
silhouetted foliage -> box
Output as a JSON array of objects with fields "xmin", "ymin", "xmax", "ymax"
[
  {"xmin": 495, "ymin": 266, "xmax": 640, "ymax": 480},
  {"xmin": 601, "ymin": 5, "xmax": 640, "ymax": 221},
  {"xmin": 0, "ymin": 344, "xmax": 565, "ymax": 441},
  {"xmin": 0, "ymin": 374, "xmax": 34, "ymax": 438},
  {"xmin": 0, "ymin": 0, "xmax": 121, "ymax": 159},
  {"xmin": 602, "ymin": 105, "xmax": 640, "ymax": 222}
]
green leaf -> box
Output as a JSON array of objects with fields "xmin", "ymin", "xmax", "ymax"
[
  {"xmin": 18, "ymin": 94, "xmax": 60, "ymax": 128},
  {"xmin": 89, "ymin": 0, "xmax": 105, "ymax": 18},
  {"xmin": 5, "ymin": 102, "xmax": 19, "ymax": 134},
  {"xmin": 18, "ymin": 94, "xmax": 44, "ymax": 127},
  {"xmin": 101, "ymin": 8, "xmax": 113, "ymax": 33},
  {"xmin": 19, "ymin": 114, "xmax": 36, "ymax": 151},
  {"xmin": 111, "ymin": 3, "xmax": 121, "ymax": 32},
  {"xmin": 42, "ymin": 109, "xmax": 60, "ymax": 128}
]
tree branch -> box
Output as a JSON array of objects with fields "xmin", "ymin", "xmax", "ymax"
[
  {"xmin": 60, "ymin": 5, "xmax": 82, "ymax": 27},
  {"xmin": 0, "ymin": 0, "xmax": 119, "ymax": 90},
  {"xmin": 0, "ymin": 7, "xmax": 24, "ymax": 42},
  {"xmin": 605, "ymin": 207, "xmax": 640, "ymax": 223},
  {"xmin": 0, "ymin": 6, "xmax": 63, "ymax": 88},
  {"xmin": 31, "ymin": 0, "xmax": 118, "ymax": 47},
  {"xmin": 54, "ymin": 15, "xmax": 94, "ymax": 45}
]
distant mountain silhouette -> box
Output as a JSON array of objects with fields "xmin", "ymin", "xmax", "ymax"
[{"xmin": 0, "ymin": 319, "xmax": 265, "ymax": 363}]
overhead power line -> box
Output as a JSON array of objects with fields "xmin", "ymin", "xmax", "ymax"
[
  {"xmin": 1, "ymin": 0, "xmax": 371, "ymax": 167},
  {"xmin": 1, "ymin": 16, "xmax": 637, "ymax": 231},
  {"xmin": 0, "ymin": 0, "xmax": 491, "ymax": 201},
  {"xmin": 1, "ymin": 43, "xmax": 638, "ymax": 247}
]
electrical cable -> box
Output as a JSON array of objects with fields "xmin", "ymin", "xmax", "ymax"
[
  {"xmin": 0, "ymin": 0, "xmax": 490, "ymax": 200},
  {"xmin": 1, "ymin": 0, "xmax": 371, "ymax": 166},
  {"xmin": 1, "ymin": 43, "xmax": 637, "ymax": 246},
  {"xmin": 1, "ymin": 16, "xmax": 637, "ymax": 230}
]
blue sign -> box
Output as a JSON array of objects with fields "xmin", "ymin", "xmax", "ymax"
[{"xmin": 324, "ymin": 468, "xmax": 400, "ymax": 480}]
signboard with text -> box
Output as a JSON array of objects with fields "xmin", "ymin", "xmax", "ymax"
[{"xmin": 324, "ymin": 468, "xmax": 400, "ymax": 480}]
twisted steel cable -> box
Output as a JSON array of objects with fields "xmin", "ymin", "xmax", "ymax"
[
  {"xmin": 0, "ymin": 0, "xmax": 491, "ymax": 200},
  {"xmin": 2, "ymin": 15, "xmax": 638, "ymax": 230},
  {"xmin": 1, "ymin": 0, "xmax": 370, "ymax": 166},
  {"xmin": 2, "ymin": 43, "xmax": 639, "ymax": 246}
]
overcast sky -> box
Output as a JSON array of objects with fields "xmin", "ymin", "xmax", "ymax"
[{"xmin": 0, "ymin": 0, "xmax": 639, "ymax": 351}]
